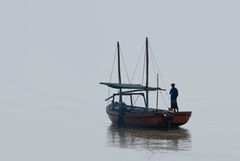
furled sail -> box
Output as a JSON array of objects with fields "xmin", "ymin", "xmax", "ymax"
[{"xmin": 100, "ymin": 82, "xmax": 165, "ymax": 91}]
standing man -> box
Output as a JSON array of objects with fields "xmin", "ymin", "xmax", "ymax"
[{"xmin": 169, "ymin": 83, "xmax": 179, "ymax": 112}]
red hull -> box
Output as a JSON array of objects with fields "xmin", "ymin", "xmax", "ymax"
[{"xmin": 106, "ymin": 107, "xmax": 191, "ymax": 128}]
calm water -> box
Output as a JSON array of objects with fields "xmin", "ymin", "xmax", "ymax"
[{"xmin": 1, "ymin": 99, "xmax": 240, "ymax": 161}]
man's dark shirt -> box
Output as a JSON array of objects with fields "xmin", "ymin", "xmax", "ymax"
[{"xmin": 170, "ymin": 87, "xmax": 178, "ymax": 100}]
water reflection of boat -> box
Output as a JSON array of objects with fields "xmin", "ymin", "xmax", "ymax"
[{"xmin": 107, "ymin": 124, "xmax": 191, "ymax": 152}]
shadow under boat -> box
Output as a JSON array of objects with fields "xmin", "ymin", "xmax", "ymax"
[{"xmin": 107, "ymin": 124, "xmax": 192, "ymax": 152}]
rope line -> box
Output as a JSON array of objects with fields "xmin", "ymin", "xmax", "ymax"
[
  {"xmin": 149, "ymin": 43, "xmax": 168, "ymax": 91},
  {"xmin": 149, "ymin": 47, "xmax": 158, "ymax": 79},
  {"xmin": 149, "ymin": 43, "xmax": 170, "ymax": 104},
  {"xmin": 120, "ymin": 48, "xmax": 131, "ymax": 83},
  {"xmin": 160, "ymin": 91, "xmax": 170, "ymax": 108},
  {"xmin": 131, "ymin": 43, "xmax": 145, "ymax": 83},
  {"xmin": 109, "ymin": 46, "xmax": 117, "ymax": 83},
  {"xmin": 148, "ymin": 41, "xmax": 170, "ymax": 108},
  {"xmin": 107, "ymin": 46, "xmax": 117, "ymax": 104}
]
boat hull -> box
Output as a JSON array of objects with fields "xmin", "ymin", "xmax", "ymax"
[{"xmin": 106, "ymin": 105, "xmax": 191, "ymax": 128}]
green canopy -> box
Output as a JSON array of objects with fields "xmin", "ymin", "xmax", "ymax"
[{"xmin": 99, "ymin": 82, "xmax": 164, "ymax": 91}]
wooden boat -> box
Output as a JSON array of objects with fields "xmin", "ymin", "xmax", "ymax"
[{"xmin": 100, "ymin": 38, "xmax": 191, "ymax": 128}]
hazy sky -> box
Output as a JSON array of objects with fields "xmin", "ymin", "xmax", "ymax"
[
  {"xmin": 0, "ymin": 0, "xmax": 240, "ymax": 161},
  {"xmin": 1, "ymin": 0, "xmax": 239, "ymax": 107}
]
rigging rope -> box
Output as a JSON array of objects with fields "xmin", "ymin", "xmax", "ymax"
[
  {"xmin": 120, "ymin": 48, "xmax": 131, "ymax": 103},
  {"xmin": 133, "ymin": 45, "xmax": 146, "ymax": 106},
  {"xmin": 149, "ymin": 42, "xmax": 170, "ymax": 107},
  {"xmin": 149, "ymin": 53, "xmax": 169, "ymax": 107},
  {"xmin": 131, "ymin": 42, "xmax": 145, "ymax": 83},
  {"xmin": 120, "ymin": 48, "xmax": 131, "ymax": 84},
  {"xmin": 132, "ymin": 43, "xmax": 145, "ymax": 106},
  {"xmin": 160, "ymin": 91, "xmax": 170, "ymax": 108},
  {"xmin": 149, "ymin": 47, "xmax": 158, "ymax": 79},
  {"xmin": 109, "ymin": 47, "xmax": 117, "ymax": 83},
  {"xmin": 107, "ymin": 46, "xmax": 117, "ymax": 104},
  {"xmin": 149, "ymin": 43, "xmax": 168, "ymax": 92}
]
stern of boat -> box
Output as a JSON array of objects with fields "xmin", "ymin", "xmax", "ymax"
[{"xmin": 172, "ymin": 111, "xmax": 192, "ymax": 127}]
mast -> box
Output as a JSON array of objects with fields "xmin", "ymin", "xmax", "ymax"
[
  {"xmin": 117, "ymin": 41, "xmax": 125, "ymax": 127},
  {"xmin": 156, "ymin": 73, "xmax": 159, "ymax": 109},
  {"xmin": 117, "ymin": 41, "xmax": 122, "ymax": 103},
  {"xmin": 145, "ymin": 37, "xmax": 149, "ymax": 110}
]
